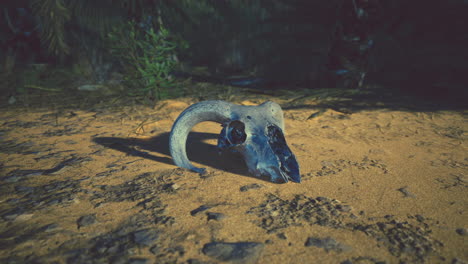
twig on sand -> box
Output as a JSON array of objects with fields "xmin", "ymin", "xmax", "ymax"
[{"xmin": 24, "ymin": 85, "xmax": 61, "ymax": 92}]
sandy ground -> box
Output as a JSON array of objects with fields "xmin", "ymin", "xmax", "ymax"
[{"xmin": 0, "ymin": 91, "xmax": 466, "ymax": 263}]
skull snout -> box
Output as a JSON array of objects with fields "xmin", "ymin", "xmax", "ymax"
[{"xmin": 219, "ymin": 123, "xmax": 300, "ymax": 184}]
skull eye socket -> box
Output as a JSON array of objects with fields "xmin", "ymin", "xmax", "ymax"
[{"xmin": 226, "ymin": 120, "xmax": 247, "ymax": 145}]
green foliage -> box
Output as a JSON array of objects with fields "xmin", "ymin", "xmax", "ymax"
[
  {"xmin": 107, "ymin": 22, "xmax": 181, "ymax": 99},
  {"xmin": 29, "ymin": 0, "xmax": 185, "ymax": 60}
]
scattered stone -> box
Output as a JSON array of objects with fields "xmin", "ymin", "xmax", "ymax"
[
  {"xmin": 41, "ymin": 223, "xmax": 59, "ymax": 233},
  {"xmin": 90, "ymin": 172, "xmax": 175, "ymax": 226},
  {"xmin": 2, "ymin": 170, "xmax": 43, "ymax": 182},
  {"xmin": 369, "ymin": 149, "xmax": 385, "ymax": 154},
  {"xmin": 248, "ymin": 194, "xmax": 353, "ymax": 232},
  {"xmin": 336, "ymin": 204, "xmax": 352, "ymax": 212},
  {"xmin": 15, "ymin": 185, "xmax": 35, "ymax": 194},
  {"xmin": 384, "ymin": 215, "xmax": 394, "ymax": 220},
  {"xmin": 397, "ymin": 187, "xmax": 416, "ymax": 198},
  {"xmin": 128, "ymin": 258, "xmax": 151, "ymax": 264},
  {"xmin": 3, "ymin": 212, "xmax": 20, "ymax": 221},
  {"xmin": 0, "ymin": 139, "xmax": 40, "ymax": 154},
  {"xmin": 240, "ymin": 183, "xmax": 263, "ymax": 192},
  {"xmin": 455, "ymin": 228, "xmax": 467, "ymax": 236},
  {"xmin": 76, "ymin": 219, "xmax": 157, "ymax": 262},
  {"xmin": 305, "ymin": 237, "xmax": 351, "ymax": 253},
  {"xmin": 77, "ymin": 214, "xmax": 97, "ymax": 229},
  {"xmin": 277, "ymin": 233, "xmax": 287, "ymax": 240},
  {"xmin": 77, "ymin": 84, "xmax": 107, "ymax": 91},
  {"xmin": 191, "ymin": 205, "xmax": 213, "ymax": 216},
  {"xmin": 95, "ymin": 170, "xmax": 119, "ymax": 178},
  {"xmin": 202, "ymin": 242, "xmax": 264, "ymax": 264},
  {"xmin": 249, "ymin": 194, "xmax": 440, "ymax": 262},
  {"xmin": 336, "ymin": 114, "xmax": 350, "ymax": 120},
  {"xmin": 452, "ymin": 258, "xmax": 468, "ymax": 264},
  {"xmin": 307, "ymin": 109, "xmax": 327, "ymax": 120},
  {"xmin": 110, "ymin": 257, "xmax": 128, "ymax": 264},
  {"xmin": 170, "ymin": 183, "xmax": 181, "ymax": 190},
  {"xmin": 308, "ymin": 158, "xmax": 389, "ymax": 178},
  {"xmin": 187, "ymin": 259, "xmax": 215, "ymax": 264},
  {"xmin": 43, "ymin": 157, "xmax": 93, "ymax": 175},
  {"xmin": 162, "ymin": 183, "xmax": 180, "ymax": 192},
  {"xmin": 340, "ymin": 256, "xmax": 386, "ymax": 264},
  {"xmin": 149, "ymin": 245, "xmax": 160, "ymax": 255},
  {"xmin": 164, "ymin": 246, "xmax": 185, "ymax": 257},
  {"xmin": 206, "ymin": 212, "xmax": 226, "ymax": 221},
  {"xmin": 14, "ymin": 185, "xmax": 80, "ymax": 208},
  {"xmin": 2, "ymin": 208, "xmax": 25, "ymax": 221},
  {"xmin": 132, "ymin": 229, "xmax": 160, "ymax": 246},
  {"xmin": 373, "ymin": 220, "xmax": 438, "ymax": 261},
  {"xmin": 415, "ymin": 214, "xmax": 425, "ymax": 223},
  {"xmin": 2, "ymin": 157, "xmax": 91, "ymax": 182},
  {"xmin": 14, "ymin": 213, "xmax": 34, "ymax": 222},
  {"xmin": 6, "ymin": 198, "xmax": 21, "ymax": 205}
]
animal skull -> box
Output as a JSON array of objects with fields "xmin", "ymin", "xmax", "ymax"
[{"xmin": 169, "ymin": 100, "xmax": 300, "ymax": 183}]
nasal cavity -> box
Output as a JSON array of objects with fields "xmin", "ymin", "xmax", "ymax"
[{"xmin": 267, "ymin": 125, "xmax": 286, "ymax": 147}]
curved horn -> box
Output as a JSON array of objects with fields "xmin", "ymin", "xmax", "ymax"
[{"xmin": 169, "ymin": 100, "xmax": 233, "ymax": 173}]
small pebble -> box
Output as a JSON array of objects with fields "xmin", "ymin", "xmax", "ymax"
[
  {"xmin": 277, "ymin": 233, "xmax": 287, "ymax": 240},
  {"xmin": 452, "ymin": 258, "xmax": 468, "ymax": 264},
  {"xmin": 77, "ymin": 214, "xmax": 97, "ymax": 229},
  {"xmin": 41, "ymin": 223, "xmax": 59, "ymax": 232},
  {"xmin": 336, "ymin": 204, "xmax": 352, "ymax": 212},
  {"xmin": 206, "ymin": 212, "xmax": 226, "ymax": 221},
  {"xmin": 162, "ymin": 183, "xmax": 180, "ymax": 192},
  {"xmin": 128, "ymin": 258, "xmax": 150, "ymax": 264},
  {"xmin": 305, "ymin": 236, "xmax": 351, "ymax": 253},
  {"xmin": 202, "ymin": 242, "xmax": 264, "ymax": 264},
  {"xmin": 149, "ymin": 245, "xmax": 160, "ymax": 255},
  {"xmin": 191, "ymin": 205, "xmax": 212, "ymax": 216},
  {"xmin": 14, "ymin": 213, "xmax": 34, "ymax": 222},
  {"xmin": 240, "ymin": 183, "xmax": 262, "ymax": 192},
  {"xmin": 415, "ymin": 215, "xmax": 425, "ymax": 222},
  {"xmin": 455, "ymin": 228, "xmax": 467, "ymax": 236},
  {"xmin": 397, "ymin": 187, "xmax": 416, "ymax": 198},
  {"xmin": 133, "ymin": 229, "xmax": 160, "ymax": 246},
  {"xmin": 186, "ymin": 259, "xmax": 204, "ymax": 264}
]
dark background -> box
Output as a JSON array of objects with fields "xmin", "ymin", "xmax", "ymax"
[{"xmin": 1, "ymin": 0, "xmax": 467, "ymax": 104}]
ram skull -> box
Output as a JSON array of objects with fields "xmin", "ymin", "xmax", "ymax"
[{"xmin": 169, "ymin": 100, "xmax": 300, "ymax": 183}]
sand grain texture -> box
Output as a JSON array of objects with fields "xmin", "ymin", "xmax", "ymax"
[{"xmin": 0, "ymin": 95, "xmax": 466, "ymax": 263}]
